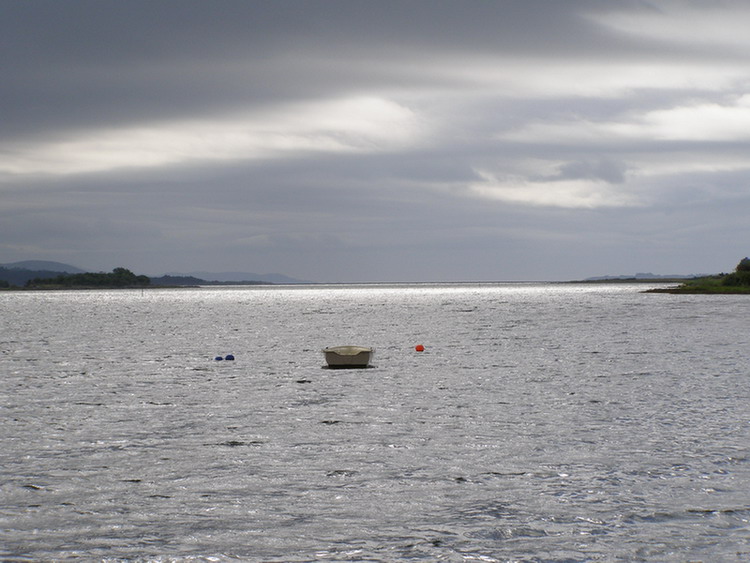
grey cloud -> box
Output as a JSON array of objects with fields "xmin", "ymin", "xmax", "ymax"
[
  {"xmin": 552, "ymin": 159, "xmax": 629, "ymax": 184},
  {"xmin": 0, "ymin": 1, "xmax": 661, "ymax": 136},
  {"xmin": 2, "ymin": 0, "xmax": 750, "ymax": 281}
]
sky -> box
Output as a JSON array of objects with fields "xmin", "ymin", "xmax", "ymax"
[{"xmin": 2, "ymin": 0, "xmax": 750, "ymax": 282}]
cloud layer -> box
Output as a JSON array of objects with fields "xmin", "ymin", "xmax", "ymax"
[{"xmin": 2, "ymin": 0, "xmax": 749, "ymax": 281}]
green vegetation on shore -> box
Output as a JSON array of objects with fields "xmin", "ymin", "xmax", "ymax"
[
  {"xmin": 0, "ymin": 266, "xmax": 275, "ymax": 289},
  {"xmin": 24, "ymin": 267, "xmax": 150, "ymax": 289},
  {"xmin": 647, "ymin": 257, "xmax": 750, "ymax": 294}
]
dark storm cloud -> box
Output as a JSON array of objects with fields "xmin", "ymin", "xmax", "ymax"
[
  {"xmin": 1, "ymin": 0, "xmax": 633, "ymax": 134},
  {"xmin": 2, "ymin": 0, "xmax": 750, "ymax": 280}
]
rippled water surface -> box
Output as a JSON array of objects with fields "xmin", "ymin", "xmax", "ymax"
[{"xmin": 2, "ymin": 283, "xmax": 750, "ymax": 562}]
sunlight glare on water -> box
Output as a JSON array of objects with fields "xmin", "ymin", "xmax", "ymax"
[{"xmin": 2, "ymin": 283, "xmax": 750, "ymax": 561}]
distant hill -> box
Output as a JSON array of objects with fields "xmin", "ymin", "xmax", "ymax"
[
  {"xmin": 1, "ymin": 260, "xmax": 86, "ymax": 273},
  {"xmin": 149, "ymin": 275, "xmax": 208, "ymax": 286},
  {"xmin": 149, "ymin": 274, "xmax": 272, "ymax": 286},
  {"xmin": 172, "ymin": 271, "xmax": 312, "ymax": 284},
  {"xmin": 0, "ymin": 260, "xmax": 312, "ymax": 287},
  {"xmin": 0, "ymin": 261, "xmax": 90, "ymax": 286},
  {"xmin": 584, "ymin": 273, "xmax": 706, "ymax": 281}
]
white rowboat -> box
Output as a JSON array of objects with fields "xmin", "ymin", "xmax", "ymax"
[{"xmin": 323, "ymin": 346, "xmax": 374, "ymax": 368}]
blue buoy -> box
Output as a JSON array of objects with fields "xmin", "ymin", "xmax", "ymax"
[
  {"xmin": 225, "ymin": 354, "xmax": 235, "ymax": 361},
  {"xmin": 214, "ymin": 356, "xmax": 223, "ymax": 361}
]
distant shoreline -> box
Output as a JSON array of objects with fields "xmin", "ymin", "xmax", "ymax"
[
  {"xmin": 644, "ymin": 286, "xmax": 750, "ymax": 294},
  {"xmin": 0, "ymin": 285, "xmax": 201, "ymax": 291},
  {"xmin": 566, "ymin": 277, "xmax": 692, "ymax": 284},
  {"xmin": 2, "ymin": 278, "xmax": 688, "ymax": 291}
]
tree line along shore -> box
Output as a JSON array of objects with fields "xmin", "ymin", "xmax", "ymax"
[
  {"xmin": 0, "ymin": 267, "xmax": 273, "ymax": 289},
  {"xmin": 645, "ymin": 257, "xmax": 750, "ymax": 294},
  {"xmin": 1, "ymin": 267, "xmax": 151, "ymax": 289}
]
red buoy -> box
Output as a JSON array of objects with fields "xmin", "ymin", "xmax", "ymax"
[{"xmin": 415, "ymin": 344, "xmax": 425, "ymax": 352}]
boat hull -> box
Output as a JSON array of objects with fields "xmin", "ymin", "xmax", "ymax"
[{"xmin": 323, "ymin": 346, "xmax": 374, "ymax": 368}]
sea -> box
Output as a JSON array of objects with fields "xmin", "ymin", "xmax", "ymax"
[{"xmin": 2, "ymin": 283, "xmax": 750, "ymax": 562}]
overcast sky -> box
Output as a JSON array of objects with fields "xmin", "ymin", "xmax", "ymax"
[{"xmin": 2, "ymin": 0, "xmax": 750, "ymax": 281}]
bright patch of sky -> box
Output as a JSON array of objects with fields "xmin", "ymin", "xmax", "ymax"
[{"xmin": 1, "ymin": 97, "xmax": 421, "ymax": 176}]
